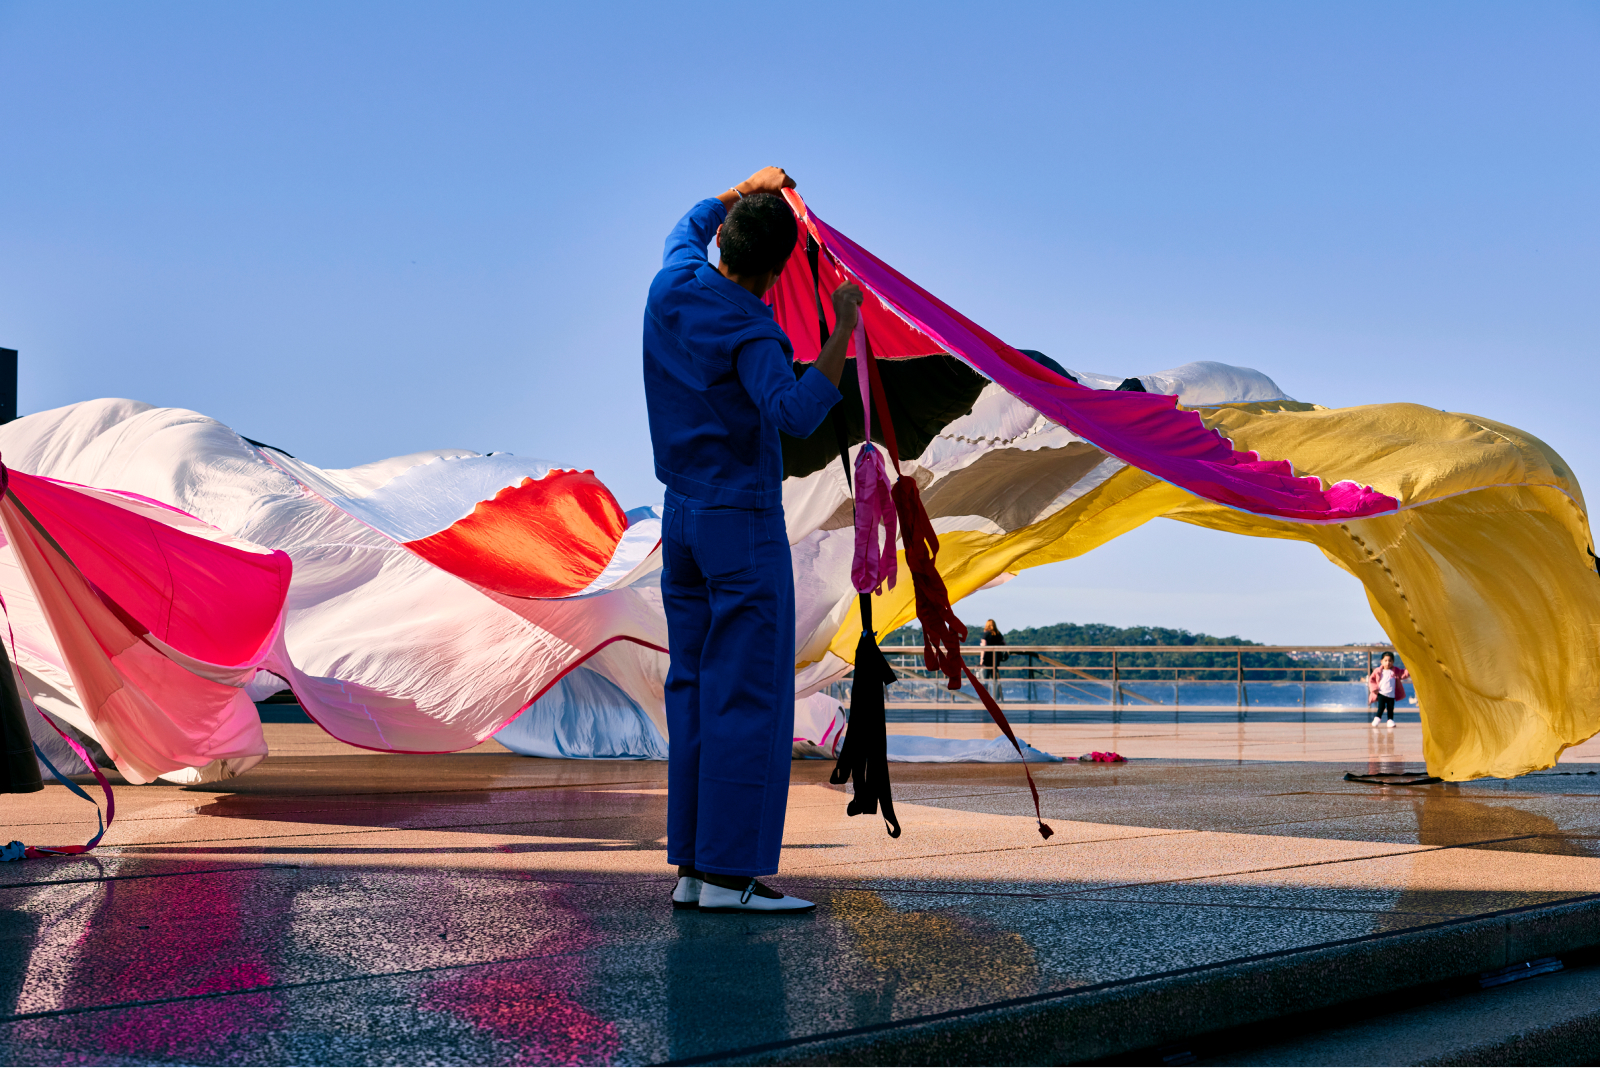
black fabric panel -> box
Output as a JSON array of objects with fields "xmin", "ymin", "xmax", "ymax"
[
  {"xmin": 1017, "ymin": 349, "xmax": 1077, "ymax": 383},
  {"xmin": 1116, "ymin": 377, "xmax": 1147, "ymax": 392},
  {"xmin": 781, "ymin": 352, "xmax": 988, "ymax": 479}
]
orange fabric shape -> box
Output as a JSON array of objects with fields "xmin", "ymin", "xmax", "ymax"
[{"xmin": 403, "ymin": 470, "xmax": 629, "ymax": 599}]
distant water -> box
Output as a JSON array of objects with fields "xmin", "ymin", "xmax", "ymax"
[
  {"xmin": 883, "ymin": 706, "xmax": 1416, "ymax": 724},
  {"xmin": 827, "ymin": 677, "xmax": 1413, "ymax": 724}
]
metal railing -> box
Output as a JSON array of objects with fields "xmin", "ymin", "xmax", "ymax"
[{"xmin": 826, "ymin": 645, "xmax": 1397, "ymax": 714}]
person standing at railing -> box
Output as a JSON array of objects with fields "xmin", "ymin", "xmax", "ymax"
[
  {"xmin": 1367, "ymin": 651, "xmax": 1411, "ymax": 729},
  {"xmin": 644, "ymin": 166, "xmax": 864, "ymax": 915},
  {"xmin": 980, "ymin": 619, "xmax": 1009, "ymax": 700}
]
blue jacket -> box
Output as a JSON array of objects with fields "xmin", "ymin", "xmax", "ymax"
[{"xmin": 644, "ymin": 198, "xmax": 842, "ymax": 509}]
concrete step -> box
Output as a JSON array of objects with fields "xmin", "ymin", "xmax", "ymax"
[
  {"xmin": 1195, "ymin": 957, "xmax": 1600, "ymax": 1066},
  {"xmin": 709, "ymin": 895, "xmax": 1600, "ymax": 1066}
]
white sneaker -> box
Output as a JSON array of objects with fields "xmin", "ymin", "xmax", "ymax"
[
  {"xmin": 671, "ymin": 875, "xmax": 703, "ymax": 911},
  {"xmin": 697, "ymin": 879, "xmax": 815, "ymax": 914},
  {"xmin": 1387, "ymin": 719, "xmax": 1396, "ymax": 729},
  {"xmin": 1372, "ymin": 716, "xmax": 1381, "ymax": 726}
]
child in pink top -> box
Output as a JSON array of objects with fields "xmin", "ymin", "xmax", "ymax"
[{"xmin": 1367, "ymin": 652, "xmax": 1411, "ymax": 728}]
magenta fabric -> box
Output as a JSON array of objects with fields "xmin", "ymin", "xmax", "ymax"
[
  {"xmin": 851, "ymin": 446, "xmax": 897, "ymax": 596},
  {"xmin": 779, "ymin": 191, "xmax": 1398, "ymax": 524},
  {"xmin": 9, "ymin": 471, "xmax": 291, "ymax": 667},
  {"xmin": 2, "ymin": 469, "xmax": 286, "ymax": 782},
  {"xmin": 850, "ymin": 319, "xmax": 899, "ymax": 596}
]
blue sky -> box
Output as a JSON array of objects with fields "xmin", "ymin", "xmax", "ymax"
[{"xmin": 2, "ymin": 1, "xmax": 1595, "ymax": 642}]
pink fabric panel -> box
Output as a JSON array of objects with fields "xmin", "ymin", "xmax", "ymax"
[
  {"xmin": 765, "ymin": 221, "xmax": 941, "ymax": 363},
  {"xmin": 8, "ymin": 470, "xmax": 291, "ymax": 667},
  {"xmin": 782, "ymin": 192, "xmax": 1398, "ymax": 523},
  {"xmin": 1, "ymin": 498, "xmax": 268, "ymax": 783}
]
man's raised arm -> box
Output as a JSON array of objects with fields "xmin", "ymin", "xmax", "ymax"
[
  {"xmin": 716, "ymin": 166, "xmax": 796, "ymax": 209},
  {"xmin": 660, "ymin": 167, "xmax": 799, "ymax": 271},
  {"xmin": 661, "ymin": 200, "xmax": 727, "ymax": 271}
]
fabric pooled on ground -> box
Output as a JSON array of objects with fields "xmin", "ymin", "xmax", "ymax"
[
  {"xmin": 495, "ymin": 667, "xmax": 667, "ymax": 760},
  {"xmin": 792, "ymin": 692, "xmax": 847, "ymax": 759},
  {"xmin": 885, "ymin": 735, "xmax": 1062, "ymax": 763}
]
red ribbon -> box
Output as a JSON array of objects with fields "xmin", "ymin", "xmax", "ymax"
[{"xmin": 856, "ymin": 329, "xmax": 1054, "ymax": 840}]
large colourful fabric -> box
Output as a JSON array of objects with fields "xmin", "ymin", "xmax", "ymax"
[
  {"xmin": 0, "ymin": 400, "xmax": 668, "ymax": 768},
  {"xmin": 5, "ymin": 363, "xmax": 1594, "ymax": 786},
  {"xmin": 1, "ymin": 190, "xmax": 1591, "ymax": 789},
  {"xmin": 822, "ymin": 397, "xmax": 1600, "ymax": 782},
  {"xmin": 402, "ymin": 471, "xmax": 629, "ymax": 598}
]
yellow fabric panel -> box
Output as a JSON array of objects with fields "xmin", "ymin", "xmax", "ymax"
[
  {"xmin": 824, "ymin": 400, "xmax": 1600, "ymax": 781},
  {"xmin": 1200, "ymin": 402, "xmax": 1586, "ymax": 514},
  {"xmin": 1174, "ymin": 402, "xmax": 1600, "ymax": 781},
  {"xmin": 825, "ymin": 465, "xmax": 1185, "ymax": 661}
]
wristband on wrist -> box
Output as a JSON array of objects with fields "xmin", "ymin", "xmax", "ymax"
[{"xmin": 730, "ymin": 186, "xmax": 745, "ymax": 199}]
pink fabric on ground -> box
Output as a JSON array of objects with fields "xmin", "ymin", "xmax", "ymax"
[{"xmin": 775, "ymin": 191, "xmax": 1398, "ymax": 524}]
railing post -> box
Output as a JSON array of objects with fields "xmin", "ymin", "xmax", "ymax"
[
  {"xmin": 1236, "ymin": 650, "xmax": 1243, "ymax": 708},
  {"xmin": 1112, "ymin": 649, "xmax": 1119, "ymax": 707}
]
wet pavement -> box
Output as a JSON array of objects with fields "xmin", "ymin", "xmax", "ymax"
[{"xmin": 3, "ymin": 722, "xmax": 1600, "ymax": 1065}]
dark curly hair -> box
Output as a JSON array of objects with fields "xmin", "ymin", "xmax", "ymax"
[{"xmin": 719, "ymin": 193, "xmax": 798, "ymax": 278}]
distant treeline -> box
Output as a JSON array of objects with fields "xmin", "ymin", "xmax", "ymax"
[{"xmin": 880, "ymin": 621, "xmax": 1328, "ymax": 680}]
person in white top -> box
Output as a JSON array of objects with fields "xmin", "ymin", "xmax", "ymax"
[{"xmin": 1366, "ymin": 652, "xmax": 1412, "ymax": 728}]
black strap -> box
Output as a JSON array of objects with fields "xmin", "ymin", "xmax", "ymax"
[
  {"xmin": 830, "ymin": 591, "xmax": 901, "ymax": 838},
  {"xmin": 807, "ymin": 235, "xmax": 854, "ymax": 491}
]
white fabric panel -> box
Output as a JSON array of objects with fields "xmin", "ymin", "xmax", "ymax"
[
  {"xmin": 793, "ymin": 692, "xmax": 846, "ymax": 752},
  {"xmin": 1061, "ymin": 360, "xmax": 1295, "ymax": 406},
  {"xmin": 884, "ymin": 735, "xmax": 1062, "ymax": 763},
  {"xmin": 267, "ymin": 451, "xmax": 556, "ymax": 542},
  {"xmin": 493, "ymin": 666, "xmax": 668, "ymax": 760},
  {"xmin": 1142, "ymin": 361, "xmax": 1294, "ymax": 406}
]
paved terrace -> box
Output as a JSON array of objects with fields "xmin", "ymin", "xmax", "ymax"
[{"xmin": 4, "ymin": 720, "xmax": 1600, "ymax": 1065}]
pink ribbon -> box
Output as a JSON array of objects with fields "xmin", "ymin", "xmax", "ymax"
[{"xmin": 851, "ymin": 318, "xmax": 898, "ymax": 596}]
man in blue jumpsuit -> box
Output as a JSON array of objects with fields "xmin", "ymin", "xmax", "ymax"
[{"xmin": 644, "ymin": 167, "xmax": 861, "ymax": 913}]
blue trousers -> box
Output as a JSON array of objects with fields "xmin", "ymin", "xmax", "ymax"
[{"xmin": 661, "ymin": 489, "xmax": 794, "ymax": 878}]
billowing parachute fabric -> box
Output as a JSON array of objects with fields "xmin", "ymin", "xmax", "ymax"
[
  {"xmin": 0, "ymin": 399, "xmax": 669, "ymax": 776},
  {"xmin": 492, "ymin": 666, "xmax": 667, "ymax": 760},
  {"xmin": 1165, "ymin": 405, "xmax": 1600, "ymax": 782},
  {"xmin": 767, "ymin": 194, "xmax": 1600, "ymax": 783},
  {"xmin": 5, "ymin": 371, "xmax": 1594, "ymax": 787},
  {"xmin": 0, "ymin": 465, "xmax": 289, "ymax": 790},
  {"xmin": 1, "ymin": 205, "xmax": 1594, "ymax": 789},
  {"xmin": 797, "ymin": 381, "xmax": 1600, "ymax": 782}
]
